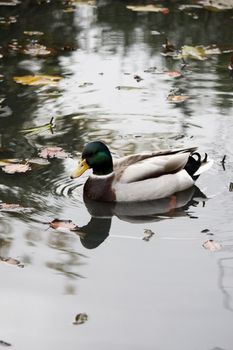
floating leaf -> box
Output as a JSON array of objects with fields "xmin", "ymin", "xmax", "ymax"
[
  {"xmin": 2, "ymin": 163, "xmax": 31, "ymax": 174},
  {"xmin": 198, "ymin": 0, "xmax": 233, "ymax": 11},
  {"xmin": 49, "ymin": 219, "xmax": 78, "ymax": 233},
  {"xmin": 134, "ymin": 75, "xmax": 143, "ymax": 82},
  {"xmin": 203, "ymin": 240, "xmax": 222, "ymax": 251},
  {"xmin": 23, "ymin": 31, "xmax": 44, "ymax": 36},
  {"xmin": 204, "ymin": 46, "xmax": 222, "ymax": 55},
  {"xmin": 201, "ymin": 228, "xmax": 210, "ymax": 233},
  {"xmin": 126, "ymin": 5, "xmax": 169, "ymax": 14},
  {"xmin": 39, "ymin": 146, "xmax": 69, "ymax": 159},
  {"xmin": 13, "ymin": 75, "xmax": 62, "ymax": 86},
  {"xmin": 23, "ymin": 43, "xmax": 52, "ymax": 56},
  {"xmin": 0, "ymin": 203, "xmax": 20, "ymax": 210},
  {"xmin": 73, "ymin": 313, "xmax": 88, "ymax": 325},
  {"xmin": 28, "ymin": 158, "xmax": 50, "ymax": 166},
  {"xmin": 166, "ymin": 71, "xmax": 182, "ymax": 78},
  {"xmin": 180, "ymin": 45, "xmax": 207, "ymax": 60},
  {"xmin": 0, "ymin": 256, "xmax": 24, "ymax": 268},
  {"xmin": 167, "ymin": 95, "xmax": 189, "ymax": 103},
  {"xmin": 0, "ymin": 159, "xmax": 20, "ymax": 166},
  {"xmin": 143, "ymin": 229, "xmax": 155, "ymax": 241},
  {"xmin": 179, "ymin": 4, "xmax": 202, "ymax": 11},
  {"xmin": 0, "ymin": 202, "xmax": 32, "ymax": 213}
]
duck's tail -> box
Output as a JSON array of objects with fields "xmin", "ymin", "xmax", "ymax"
[{"xmin": 184, "ymin": 152, "xmax": 213, "ymax": 180}]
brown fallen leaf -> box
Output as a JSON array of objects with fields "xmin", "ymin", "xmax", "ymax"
[
  {"xmin": 73, "ymin": 313, "xmax": 88, "ymax": 325},
  {"xmin": 49, "ymin": 219, "xmax": 78, "ymax": 232},
  {"xmin": 39, "ymin": 146, "xmax": 69, "ymax": 159},
  {"xmin": 2, "ymin": 163, "xmax": 31, "ymax": 174},
  {"xmin": 0, "ymin": 257, "xmax": 24, "ymax": 268},
  {"xmin": 202, "ymin": 240, "xmax": 222, "ymax": 251},
  {"xmin": 13, "ymin": 75, "xmax": 62, "ymax": 86},
  {"xmin": 167, "ymin": 95, "xmax": 189, "ymax": 103},
  {"xmin": 143, "ymin": 229, "xmax": 155, "ymax": 241}
]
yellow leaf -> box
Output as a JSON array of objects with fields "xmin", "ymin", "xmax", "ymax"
[
  {"xmin": 13, "ymin": 75, "xmax": 62, "ymax": 86},
  {"xmin": 181, "ymin": 45, "xmax": 207, "ymax": 60},
  {"xmin": 167, "ymin": 95, "xmax": 189, "ymax": 103}
]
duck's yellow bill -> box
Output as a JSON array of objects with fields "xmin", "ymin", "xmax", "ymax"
[{"xmin": 71, "ymin": 159, "xmax": 90, "ymax": 179}]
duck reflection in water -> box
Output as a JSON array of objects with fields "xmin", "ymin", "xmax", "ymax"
[{"xmin": 73, "ymin": 186, "xmax": 206, "ymax": 249}]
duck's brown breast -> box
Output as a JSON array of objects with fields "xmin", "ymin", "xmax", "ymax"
[{"xmin": 84, "ymin": 174, "xmax": 116, "ymax": 202}]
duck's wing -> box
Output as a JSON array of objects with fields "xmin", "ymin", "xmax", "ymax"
[{"xmin": 113, "ymin": 147, "xmax": 197, "ymax": 183}]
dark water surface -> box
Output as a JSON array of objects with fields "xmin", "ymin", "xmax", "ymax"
[{"xmin": 0, "ymin": 1, "xmax": 233, "ymax": 349}]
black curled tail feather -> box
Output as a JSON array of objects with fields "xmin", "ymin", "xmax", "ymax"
[{"xmin": 184, "ymin": 152, "xmax": 207, "ymax": 180}]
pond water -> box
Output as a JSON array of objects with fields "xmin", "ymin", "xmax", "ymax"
[{"xmin": 0, "ymin": 1, "xmax": 233, "ymax": 349}]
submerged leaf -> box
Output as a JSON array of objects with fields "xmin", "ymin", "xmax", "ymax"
[
  {"xmin": 39, "ymin": 146, "xmax": 69, "ymax": 159},
  {"xmin": 49, "ymin": 219, "xmax": 77, "ymax": 232},
  {"xmin": 13, "ymin": 75, "xmax": 62, "ymax": 86},
  {"xmin": 73, "ymin": 313, "xmax": 88, "ymax": 325},
  {"xmin": 203, "ymin": 240, "xmax": 222, "ymax": 251},
  {"xmin": 126, "ymin": 5, "xmax": 169, "ymax": 14}
]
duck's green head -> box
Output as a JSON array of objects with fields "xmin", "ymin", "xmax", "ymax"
[{"xmin": 71, "ymin": 141, "xmax": 113, "ymax": 178}]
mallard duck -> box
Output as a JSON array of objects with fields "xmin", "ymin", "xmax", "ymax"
[{"xmin": 70, "ymin": 141, "xmax": 213, "ymax": 202}]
